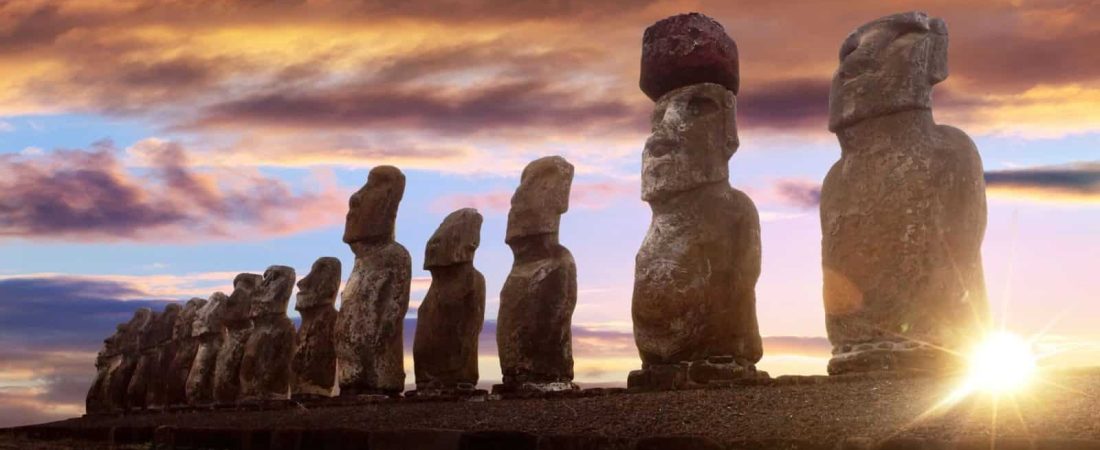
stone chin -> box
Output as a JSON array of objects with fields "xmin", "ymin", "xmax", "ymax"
[{"xmin": 827, "ymin": 11, "xmax": 948, "ymax": 132}]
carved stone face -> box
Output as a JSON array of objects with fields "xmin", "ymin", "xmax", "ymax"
[
  {"xmin": 642, "ymin": 82, "xmax": 737, "ymax": 202},
  {"xmin": 295, "ymin": 257, "xmax": 341, "ymax": 311},
  {"xmin": 828, "ymin": 11, "xmax": 948, "ymax": 131},
  {"xmin": 251, "ymin": 265, "xmax": 295, "ymax": 318},
  {"xmin": 174, "ymin": 298, "xmax": 207, "ymax": 340},
  {"xmin": 505, "ymin": 156, "xmax": 574, "ymax": 244},
  {"xmin": 425, "ymin": 208, "xmax": 482, "ymax": 269},
  {"xmin": 225, "ymin": 273, "xmax": 262, "ymax": 324},
  {"xmin": 192, "ymin": 292, "xmax": 228, "ymax": 337},
  {"xmin": 103, "ymin": 323, "xmax": 128, "ymax": 356},
  {"xmin": 151, "ymin": 303, "xmax": 181, "ymax": 345},
  {"xmin": 343, "ymin": 166, "xmax": 406, "ymax": 244}
]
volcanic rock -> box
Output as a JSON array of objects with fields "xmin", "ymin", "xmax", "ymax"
[
  {"xmin": 336, "ymin": 166, "xmax": 412, "ymax": 396},
  {"xmin": 106, "ymin": 308, "xmax": 153, "ymax": 411},
  {"xmin": 292, "ymin": 257, "xmax": 341, "ymax": 398},
  {"xmin": 144, "ymin": 303, "xmax": 180, "ymax": 409},
  {"xmin": 414, "ymin": 208, "xmax": 486, "ymax": 393},
  {"xmin": 496, "ymin": 157, "xmax": 578, "ymax": 392},
  {"xmin": 630, "ymin": 81, "xmax": 762, "ymax": 391},
  {"xmin": 86, "ymin": 323, "xmax": 127, "ymax": 414},
  {"xmin": 186, "ymin": 292, "xmax": 228, "ymax": 405},
  {"xmin": 164, "ymin": 298, "xmax": 207, "ymax": 406},
  {"xmin": 213, "ymin": 273, "xmax": 262, "ymax": 405},
  {"xmin": 822, "ymin": 12, "xmax": 988, "ymax": 374},
  {"xmin": 240, "ymin": 266, "xmax": 296, "ymax": 401},
  {"xmin": 640, "ymin": 12, "xmax": 739, "ymax": 101}
]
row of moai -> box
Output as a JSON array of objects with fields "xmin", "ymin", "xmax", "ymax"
[{"xmin": 87, "ymin": 9, "xmax": 990, "ymax": 410}]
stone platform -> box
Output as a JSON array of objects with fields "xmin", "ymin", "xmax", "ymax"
[{"xmin": 4, "ymin": 368, "xmax": 1100, "ymax": 449}]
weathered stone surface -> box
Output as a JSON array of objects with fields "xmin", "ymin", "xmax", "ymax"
[
  {"xmin": 213, "ymin": 273, "xmax": 262, "ymax": 405},
  {"xmin": 240, "ymin": 266, "xmax": 296, "ymax": 401},
  {"xmin": 497, "ymin": 157, "xmax": 578, "ymax": 390},
  {"xmin": 164, "ymin": 298, "xmax": 207, "ymax": 406},
  {"xmin": 105, "ymin": 308, "xmax": 153, "ymax": 411},
  {"xmin": 343, "ymin": 165, "xmax": 405, "ymax": 245},
  {"xmin": 292, "ymin": 257, "xmax": 341, "ymax": 398},
  {"xmin": 640, "ymin": 13, "xmax": 739, "ymax": 101},
  {"xmin": 145, "ymin": 304, "xmax": 181, "ymax": 409},
  {"xmin": 126, "ymin": 307, "xmax": 172, "ymax": 411},
  {"xmin": 86, "ymin": 323, "xmax": 127, "ymax": 414},
  {"xmin": 336, "ymin": 167, "xmax": 412, "ymax": 396},
  {"xmin": 822, "ymin": 12, "xmax": 988, "ymax": 374},
  {"xmin": 414, "ymin": 209, "xmax": 486, "ymax": 392},
  {"xmin": 631, "ymin": 82, "xmax": 762, "ymax": 389},
  {"xmin": 186, "ymin": 292, "xmax": 228, "ymax": 406}
]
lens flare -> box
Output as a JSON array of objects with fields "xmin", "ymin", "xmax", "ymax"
[{"xmin": 964, "ymin": 331, "xmax": 1037, "ymax": 394}]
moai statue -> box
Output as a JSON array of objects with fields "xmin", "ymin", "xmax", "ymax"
[
  {"xmin": 239, "ymin": 266, "xmax": 296, "ymax": 401},
  {"xmin": 335, "ymin": 166, "xmax": 412, "ymax": 396},
  {"xmin": 629, "ymin": 13, "xmax": 764, "ymax": 391},
  {"xmin": 144, "ymin": 304, "xmax": 180, "ymax": 409},
  {"xmin": 291, "ymin": 257, "xmax": 341, "ymax": 399},
  {"xmin": 106, "ymin": 308, "xmax": 154, "ymax": 411},
  {"xmin": 186, "ymin": 292, "xmax": 228, "ymax": 406},
  {"xmin": 413, "ymin": 208, "xmax": 486, "ymax": 395},
  {"xmin": 126, "ymin": 308, "xmax": 169, "ymax": 411},
  {"xmin": 822, "ymin": 12, "xmax": 988, "ymax": 374},
  {"xmin": 164, "ymin": 297, "xmax": 207, "ymax": 406},
  {"xmin": 495, "ymin": 156, "xmax": 578, "ymax": 394},
  {"xmin": 213, "ymin": 273, "xmax": 262, "ymax": 404},
  {"xmin": 86, "ymin": 323, "xmax": 127, "ymax": 414}
]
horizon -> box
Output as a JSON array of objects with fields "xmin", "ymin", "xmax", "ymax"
[{"xmin": 1, "ymin": 0, "xmax": 1098, "ymax": 428}]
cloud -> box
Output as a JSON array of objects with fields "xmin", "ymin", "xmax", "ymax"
[
  {"xmin": 431, "ymin": 180, "xmax": 638, "ymax": 214},
  {"xmin": 738, "ymin": 79, "xmax": 830, "ymax": 131},
  {"xmin": 771, "ymin": 179, "xmax": 823, "ymax": 210},
  {"xmin": 0, "ymin": 139, "xmax": 346, "ymax": 241},
  {"xmin": 985, "ymin": 161, "xmax": 1100, "ymax": 203}
]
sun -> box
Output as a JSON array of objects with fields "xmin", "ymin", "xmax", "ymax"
[{"xmin": 962, "ymin": 331, "xmax": 1038, "ymax": 394}]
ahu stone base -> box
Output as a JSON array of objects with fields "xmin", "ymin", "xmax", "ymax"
[
  {"xmin": 827, "ymin": 341, "xmax": 959, "ymax": 375},
  {"xmin": 627, "ymin": 356, "xmax": 768, "ymax": 391}
]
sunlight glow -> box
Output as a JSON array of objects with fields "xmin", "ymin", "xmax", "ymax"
[{"xmin": 959, "ymin": 331, "xmax": 1037, "ymax": 397}]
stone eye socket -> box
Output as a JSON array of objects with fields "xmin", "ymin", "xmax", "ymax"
[
  {"xmin": 839, "ymin": 34, "xmax": 859, "ymax": 62},
  {"xmin": 687, "ymin": 96, "xmax": 719, "ymax": 117}
]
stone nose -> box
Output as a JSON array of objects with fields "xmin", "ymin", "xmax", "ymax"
[{"xmin": 645, "ymin": 135, "xmax": 677, "ymax": 158}]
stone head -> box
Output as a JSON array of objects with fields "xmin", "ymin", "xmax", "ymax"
[
  {"xmin": 192, "ymin": 292, "xmax": 228, "ymax": 337},
  {"xmin": 103, "ymin": 323, "xmax": 129, "ymax": 356},
  {"xmin": 642, "ymin": 82, "xmax": 737, "ymax": 202},
  {"xmin": 173, "ymin": 297, "xmax": 208, "ymax": 340},
  {"xmin": 251, "ymin": 265, "xmax": 295, "ymax": 318},
  {"xmin": 295, "ymin": 257, "xmax": 341, "ymax": 311},
  {"xmin": 425, "ymin": 208, "xmax": 483, "ymax": 269},
  {"xmin": 505, "ymin": 156, "xmax": 574, "ymax": 244},
  {"xmin": 343, "ymin": 166, "xmax": 406, "ymax": 244},
  {"xmin": 225, "ymin": 273, "xmax": 262, "ymax": 325},
  {"xmin": 124, "ymin": 308, "xmax": 155, "ymax": 352},
  {"xmin": 150, "ymin": 303, "xmax": 181, "ymax": 346},
  {"xmin": 828, "ymin": 11, "xmax": 948, "ymax": 131}
]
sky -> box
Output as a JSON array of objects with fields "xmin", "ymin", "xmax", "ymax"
[{"xmin": 0, "ymin": 0, "xmax": 1097, "ymax": 428}]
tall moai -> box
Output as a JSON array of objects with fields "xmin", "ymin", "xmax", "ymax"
[
  {"xmin": 213, "ymin": 273, "xmax": 262, "ymax": 404},
  {"xmin": 292, "ymin": 257, "xmax": 341, "ymax": 399},
  {"xmin": 629, "ymin": 13, "xmax": 763, "ymax": 391},
  {"xmin": 127, "ymin": 307, "xmax": 172, "ymax": 411},
  {"xmin": 239, "ymin": 266, "xmax": 296, "ymax": 401},
  {"xmin": 86, "ymin": 323, "xmax": 127, "ymax": 414},
  {"xmin": 107, "ymin": 308, "xmax": 154, "ymax": 411},
  {"xmin": 186, "ymin": 292, "xmax": 228, "ymax": 406},
  {"xmin": 335, "ymin": 166, "xmax": 412, "ymax": 396},
  {"xmin": 821, "ymin": 11, "xmax": 988, "ymax": 374},
  {"xmin": 145, "ymin": 303, "xmax": 181, "ymax": 409},
  {"xmin": 164, "ymin": 297, "xmax": 207, "ymax": 406},
  {"xmin": 495, "ymin": 156, "xmax": 578, "ymax": 394},
  {"xmin": 413, "ymin": 208, "xmax": 486, "ymax": 395}
]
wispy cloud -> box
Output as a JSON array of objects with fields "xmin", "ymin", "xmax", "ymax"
[{"xmin": 985, "ymin": 161, "xmax": 1100, "ymax": 203}]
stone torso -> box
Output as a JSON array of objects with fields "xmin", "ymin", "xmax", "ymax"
[
  {"xmin": 213, "ymin": 322, "xmax": 251, "ymax": 404},
  {"xmin": 292, "ymin": 306, "xmax": 338, "ymax": 396},
  {"xmin": 413, "ymin": 263, "xmax": 486, "ymax": 388},
  {"xmin": 335, "ymin": 241, "xmax": 412, "ymax": 394},
  {"xmin": 239, "ymin": 315, "xmax": 295, "ymax": 401},
  {"xmin": 633, "ymin": 182, "xmax": 762, "ymax": 365},
  {"xmin": 821, "ymin": 110, "xmax": 987, "ymax": 361}
]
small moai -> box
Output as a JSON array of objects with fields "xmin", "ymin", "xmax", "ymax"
[
  {"xmin": 291, "ymin": 257, "xmax": 341, "ymax": 399},
  {"xmin": 126, "ymin": 307, "xmax": 169, "ymax": 411},
  {"xmin": 213, "ymin": 273, "xmax": 262, "ymax": 405},
  {"xmin": 144, "ymin": 303, "xmax": 181, "ymax": 409},
  {"xmin": 106, "ymin": 308, "xmax": 154, "ymax": 411},
  {"xmin": 821, "ymin": 12, "xmax": 988, "ymax": 374},
  {"xmin": 629, "ymin": 13, "xmax": 764, "ymax": 391},
  {"xmin": 495, "ymin": 156, "xmax": 578, "ymax": 394},
  {"xmin": 164, "ymin": 297, "xmax": 207, "ymax": 406},
  {"xmin": 239, "ymin": 265, "xmax": 296, "ymax": 402},
  {"xmin": 335, "ymin": 166, "xmax": 412, "ymax": 397},
  {"xmin": 185, "ymin": 292, "xmax": 228, "ymax": 406},
  {"xmin": 86, "ymin": 323, "xmax": 127, "ymax": 414},
  {"xmin": 413, "ymin": 208, "xmax": 486, "ymax": 396}
]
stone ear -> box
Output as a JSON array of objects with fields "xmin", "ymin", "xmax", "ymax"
[
  {"xmin": 725, "ymin": 91, "xmax": 739, "ymax": 159},
  {"xmin": 927, "ymin": 18, "xmax": 948, "ymax": 84}
]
